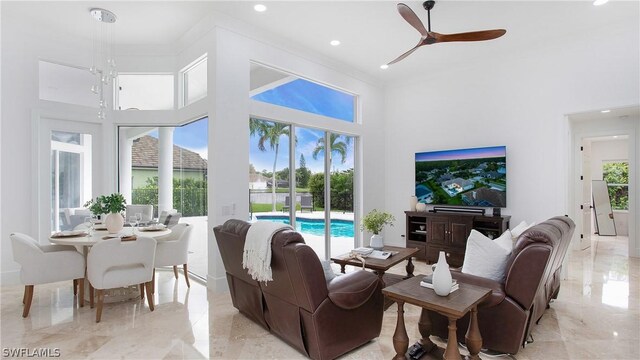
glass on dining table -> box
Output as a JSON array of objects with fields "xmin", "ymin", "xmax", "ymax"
[
  {"xmin": 128, "ymin": 216, "xmax": 138, "ymax": 236},
  {"xmin": 84, "ymin": 216, "xmax": 94, "ymax": 236},
  {"xmin": 135, "ymin": 212, "xmax": 143, "ymax": 226}
]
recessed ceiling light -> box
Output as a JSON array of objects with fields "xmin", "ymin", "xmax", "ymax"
[
  {"xmin": 613, "ymin": 135, "xmax": 619, "ymax": 138},
  {"xmin": 380, "ymin": 64, "xmax": 389, "ymax": 70},
  {"xmin": 254, "ymin": 4, "xmax": 267, "ymax": 12},
  {"xmin": 330, "ymin": 40, "xmax": 341, "ymax": 46},
  {"xmin": 601, "ymin": 109, "xmax": 611, "ymax": 113},
  {"xmin": 593, "ymin": 0, "xmax": 609, "ymax": 6}
]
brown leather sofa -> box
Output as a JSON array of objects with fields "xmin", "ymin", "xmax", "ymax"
[
  {"xmin": 214, "ymin": 219, "xmax": 384, "ymax": 360},
  {"xmin": 428, "ymin": 216, "xmax": 575, "ymax": 354}
]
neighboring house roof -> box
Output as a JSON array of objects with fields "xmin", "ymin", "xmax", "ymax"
[
  {"xmin": 442, "ymin": 178, "xmax": 473, "ymax": 188},
  {"xmin": 461, "ymin": 187, "xmax": 506, "ymax": 207},
  {"xmin": 132, "ymin": 135, "xmax": 207, "ymax": 170}
]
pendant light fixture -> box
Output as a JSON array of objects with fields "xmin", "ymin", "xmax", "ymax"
[{"xmin": 89, "ymin": 8, "xmax": 117, "ymax": 119}]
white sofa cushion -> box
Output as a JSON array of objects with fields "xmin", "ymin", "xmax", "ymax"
[
  {"xmin": 462, "ymin": 229, "xmax": 513, "ymax": 283},
  {"xmin": 511, "ymin": 220, "xmax": 535, "ymax": 241}
]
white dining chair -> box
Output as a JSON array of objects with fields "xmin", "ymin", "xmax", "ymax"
[
  {"xmin": 87, "ymin": 236, "xmax": 157, "ymax": 323},
  {"xmin": 10, "ymin": 233, "xmax": 85, "ymax": 317},
  {"xmin": 125, "ymin": 204, "xmax": 153, "ymax": 222},
  {"xmin": 154, "ymin": 223, "xmax": 193, "ymax": 288}
]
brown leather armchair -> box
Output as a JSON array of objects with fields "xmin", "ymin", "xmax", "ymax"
[
  {"xmin": 214, "ymin": 220, "xmax": 384, "ymax": 360},
  {"xmin": 428, "ymin": 216, "xmax": 575, "ymax": 354}
]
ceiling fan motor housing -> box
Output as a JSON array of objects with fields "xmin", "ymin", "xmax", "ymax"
[{"xmin": 423, "ymin": 1, "xmax": 436, "ymax": 11}]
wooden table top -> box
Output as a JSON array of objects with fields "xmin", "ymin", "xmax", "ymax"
[
  {"xmin": 331, "ymin": 246, "xmax": 420, "ymax": 272},
  {"xmin": 382, "ymin": 275, "xmax": 491, "ymax": 318}
]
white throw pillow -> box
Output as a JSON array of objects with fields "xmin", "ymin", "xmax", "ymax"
[
  {"xmin": 462, "ymin": 229, "xmax": 513, "ymax": 282},
  {"xmin": 511, "ymin": 221, "xmax": 535, "ymax": 241},
  {"xmin": 320, "ymin": 260, "xmax": 337, "ymax": 282}
]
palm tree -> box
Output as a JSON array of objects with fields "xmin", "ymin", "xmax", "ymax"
[
  {"xmin": 250, "ymin": 118, "xmax": 290, "ymax": 212},
  {"xmin": 312, "ymin": 133, "xmax": 351, "ymax": 164}
]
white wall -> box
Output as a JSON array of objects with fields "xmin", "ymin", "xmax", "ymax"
[
  {"xmin": 383, "ymin": 12, "xmax": 639, "ymax": 252},
  {"xmin": 1, "ymin": 12, "xmax": 111, "ymax": 284}
]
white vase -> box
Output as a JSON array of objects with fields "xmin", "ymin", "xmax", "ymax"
[
  {"xmin": 410, "ymin": 196, "xmax": 418, "ymax": 211},
  {"xmin": 432, "ymin": 251, "xmax": 453, "ymax": 296},
  {"xmin": 105, "ymin": 212, "xmax": 124, "ymax": 234},
  {"xmin": 370, "ymin": 234, "xmax": 384, "ymax": 250},
  {"xmin": 416, "ymin": 202, "xmax": 427, "ymax": 212}
]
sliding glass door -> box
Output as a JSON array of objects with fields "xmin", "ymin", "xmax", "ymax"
[{"xmin": 249, "ymin": 119, "xmax": 357, "ymax": 259}]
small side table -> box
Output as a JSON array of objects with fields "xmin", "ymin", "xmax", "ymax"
[
  {"xmin": 331, "ymin": 246, "xmax": 420, "ymax": 309},
  {"xmin": 382, "ymin": 275, "xmax": 491, "ymax": 360}
]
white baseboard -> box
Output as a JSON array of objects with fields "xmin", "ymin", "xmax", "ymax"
[{"xmin": 207, "ymin": 274, "xmax": 229, "ymax": 293}]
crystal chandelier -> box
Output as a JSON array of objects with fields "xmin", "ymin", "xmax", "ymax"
[{"xmin": 89, "ymin": 8, "xmax": 117, "ymax": 119}]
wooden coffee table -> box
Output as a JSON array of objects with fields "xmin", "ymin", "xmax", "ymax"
[
  {"xmin": 331, "ymin": 246, "xmax": 420, "ymax": 309},
  {"xmin": 382, "ymin": 276, "xmax": 491, "ymax": 360}
]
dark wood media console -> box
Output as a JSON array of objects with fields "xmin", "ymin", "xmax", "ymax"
[{"xmin": 405, "ymin": 211, "xmax": 511, "ymax": 267}]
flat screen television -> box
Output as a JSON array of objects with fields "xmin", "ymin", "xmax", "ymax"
[{"xmin": 415, "ymin": 146, "xmax": 507, "ymax": 208}]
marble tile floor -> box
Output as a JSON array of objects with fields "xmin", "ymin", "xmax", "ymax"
[{"xmin": 1, "ymin": 235, "xmax": 638, "ymax": 359}]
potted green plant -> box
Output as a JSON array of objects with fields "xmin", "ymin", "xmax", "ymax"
[
  {"xmin": 361, "ymin": 209, "xmax": 395, "ymax": 250},
  {"xmin": 84, "ymin": 193, "xmax": 126, "ymax": 233}
]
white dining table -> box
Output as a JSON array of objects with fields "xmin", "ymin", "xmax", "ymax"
[
  {"xmin": 48, "ymin": 227, "xmax": 171, "ymax": 246},
  {"xmin": 49, "ymin": 227, "xmax": 171, "ymax": 302}
]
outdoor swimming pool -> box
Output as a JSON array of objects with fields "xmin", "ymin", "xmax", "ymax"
[{"xmin": 255, "ymin": 215, "xmax": 355, "ymax": 238}]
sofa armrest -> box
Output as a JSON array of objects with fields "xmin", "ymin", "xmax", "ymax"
[
  {"xmin": 327, "ymin": 270, "xmax": 380, "ymax": 310},
  {"xmin": 451, "ymin": 271, "xmax": 506, "ymax": 308},
  {"xmin": 504, "ymin": 244, "xmax": 552, "ymax": 310}
]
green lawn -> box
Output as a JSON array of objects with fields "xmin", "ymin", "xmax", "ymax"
[{"xmin": 251, "ymin": 203, "xmax": 300, "ymax": 212}]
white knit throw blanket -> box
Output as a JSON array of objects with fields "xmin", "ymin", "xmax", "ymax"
[{"xmin": 243, "ymin": 221, "xmax": 293, "ymax": 283}]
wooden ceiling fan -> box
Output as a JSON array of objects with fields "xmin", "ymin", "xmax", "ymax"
[{"xmin": 387, "ymin": 1, "xmax": 506, "ymax": 65}]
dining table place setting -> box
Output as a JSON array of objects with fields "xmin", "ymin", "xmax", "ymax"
[
  {"xmin": 138, "ymin": 223, "xmax": 167, "ymax": 232},
  {"xmin": 50, "ymin": 230, "xmax": 89, "ymax": 238},
  {"xmin": 101, "ymin": 233, "xmax": 137, "ymax": 241}
]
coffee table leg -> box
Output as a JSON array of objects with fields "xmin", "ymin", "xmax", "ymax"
[
  {"xmin": 418, "ymin": 309, "xmax": 436, "ymax": 353},
  {"xmin": 340, "ymin": 264, "xmax": 346, "ymax": 274},
  {"xmin": 404, "ymin": 257, "xmax": 415, "ymax": 279},
  {"xmin": 465, "ymin": 306, "xmax": 482, "ymax": 360},
  {"xmin": 392, "ymin": 300, "xmax": 409, "ymax": 360},
  {"xmin": 444, "ymin": 317, "xmax": 462, "ymax": 360}
]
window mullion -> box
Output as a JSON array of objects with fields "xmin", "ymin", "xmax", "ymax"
[
  {"xmin": 289, "ymin": 124, "xmax": 296, "ymax": 229},
  {"xmin": 324, "ymin": 131, "xmax": 331, "ymax": 260}
]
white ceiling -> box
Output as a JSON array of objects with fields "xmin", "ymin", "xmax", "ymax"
[{"xmin": 4, "ymin": 1, "xmax": 639, "ymax": 82}]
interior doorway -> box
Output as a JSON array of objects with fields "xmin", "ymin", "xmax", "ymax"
[
  {"xmin": 568, "ymin": 106, "xmax": 638, "ymax": 258},
  {"xmin": 580, "ymin": 135, "xmax": 630, "ymax": 250}
]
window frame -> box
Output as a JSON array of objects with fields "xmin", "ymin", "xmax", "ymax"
[
  {"xmin": 114, "ymin": 72, "xmax": 176, "ymax": 111},
  {"xmin": 179, "ymin": 54, "xmax": 208, "ymax": 108},
  {"xmin": 603, "ymin": 160, "xmax": 629, "ymax": 211}
]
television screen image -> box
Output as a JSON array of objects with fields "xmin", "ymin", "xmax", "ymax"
[{"xmin": 415, "ymin": 146, "xmax": 507, "ymax": 208}]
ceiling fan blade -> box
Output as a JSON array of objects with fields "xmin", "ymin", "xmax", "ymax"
[
  {"xmin": 433, "ymin": 29, "xmax": 506, "ymax": 43},
  {"xmin": 397, "ymin": 3, "xmax": 428, "ymax": 36},
  {"xmin": 387, "ymin": 42, "xmax": 423, "ymax": 65}
]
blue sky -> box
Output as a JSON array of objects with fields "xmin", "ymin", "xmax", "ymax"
[
  {"xmin": 149, "ymin": 117, "xmax": 208, "ymax": 160},
  {"xmin": 252, "ymin": 78, "xmax": 354, "ymax": 123},
  {"xmin": 416, "ymin": 146, "xmax": 506, "ymax": 162}
]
